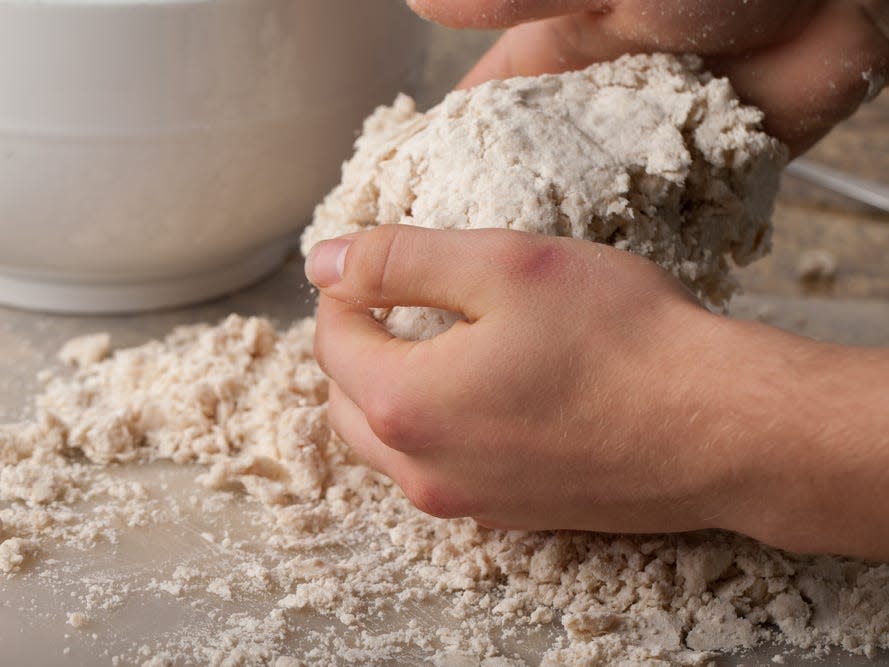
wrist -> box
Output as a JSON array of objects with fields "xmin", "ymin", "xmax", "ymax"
[
  {"xmin": 662, "ymin": 311, "xmax": 820, "ymax": 541},
  {"xmin": 690, "ymin": 315, "xmax": 889, "ymax": 558},
  {"xmin": 692, "ymin": 317, "xmax": 818, "ymax": 544},
  {"xmin": 622, "ymin": 304, "xmax": 787, "ymax": 536}
]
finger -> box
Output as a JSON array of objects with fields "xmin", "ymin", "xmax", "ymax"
[
  {"xmin": 315, "ymin": 292, "xmax": 462, "ymax": 447},
  {"xmin": 306, "ymin": 225, "xmax": 542, "ymax": 320},
  {"xmin": 459, "ymin": 1, "xmax": 817, "ymax": 88},
  {"xmin": 316, "ymin": 293, "xmax": 475, "ymax": 453},
  {"xmin": 329, "ymin": 382, "xmax": 470, "ymax": 520},
  {"xmin": 707, "ymin": 1, "xmax": 889, "ymax": 155},
  {"xmin": 327, "ymin": 381, "xmax": 405, "ymax": 479},
  {"xmin": 314, "ymin": 294, "xmax": 414, "ymax": 409},
  {"xmin": 407, "ymin": 0, "xmax": 605, "ymax": 29},
  {"xmin": 458, "ymin": 16, "xmax": 624, "ymax": 88}
]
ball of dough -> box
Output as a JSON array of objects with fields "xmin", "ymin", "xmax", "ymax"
[{"xmin": 302, "ymin": 54, "xmax": 787, "ymax": 340}]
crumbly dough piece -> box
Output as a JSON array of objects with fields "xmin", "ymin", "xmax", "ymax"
[
  {"xmin": 302, "ymin": 53, "xmax": 787, "ymax": 340},
  {"xmin": 796, "ymin": 248, "xmax": 838, "ymax": 284},
  {"xmin": 34, "ymin": 316, "xmax": 330, "ymax": 500},
  {"xmin": 57, "ymin": 333, "xmax": 111, "ymax": 368},
  {"xmin": 0, "ymin": 536, "xmax": 34, "ymax": 574}
]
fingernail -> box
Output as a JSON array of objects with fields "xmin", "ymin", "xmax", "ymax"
[{"xmin": 305, "ymin": 237, "xmax": 352, "ymax": 287}]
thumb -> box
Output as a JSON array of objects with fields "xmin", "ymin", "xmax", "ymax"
[{"xmin": 305, "ymin": 224, "xmax": 535, "ymax": 320}]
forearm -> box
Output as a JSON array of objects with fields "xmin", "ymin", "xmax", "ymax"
[{"xmin": 702, "ymin": 317, "xmax": 889, "ymax": 560}]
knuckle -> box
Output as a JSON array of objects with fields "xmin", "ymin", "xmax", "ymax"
[
  {"xmin": 498, "ymin": 237, "xmax": 575, "ymax": 286},
  {"xmin": 403, "ymin": 478, "xmax": 464, "ymax": 519},
  {"xmin": 364, "ymin": 389, "xmax": 426, "ymax": 452},
  {"xmin": 362, "ymin": 225, "xmax": 407, "ymax": 302}
]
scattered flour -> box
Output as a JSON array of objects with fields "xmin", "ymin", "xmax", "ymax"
[
  {"xmin": 302, "ymin": 53, "xmax": 787, "ymax": 339},
  {"xmin": 1, "ymin": 315, "xmax": 888, "ymax": 664}
]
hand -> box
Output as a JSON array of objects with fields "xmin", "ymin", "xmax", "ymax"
[
  {"xmin": 306, "ymin": 225, "xmax": 889, "ymax": 560},
  {"xmin": 307, "ymin": 225, "xmax": 745, "ymax": 534},
  {"xmin": 409, "ymin": 0, "xmax": 889, "ymax": 155}
]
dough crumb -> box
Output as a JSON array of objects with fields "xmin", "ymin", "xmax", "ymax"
[
  {"xmin": 796, "ymin": 248, "xmax": 838, "ymax": 284},
  {"xmin": 67, "ymin": 611, "xmax": 89, "ymax": 629},
  {"xmin": 207, "ymin": 578, "xmax": 232, "ymax": 600},
  {"xmin": 58, "ymin": 333, "xmax": 111, "ymax": 368},
  {"xmin": 0, "ymin": 536, "xmax": 35, "ymax": 574}
]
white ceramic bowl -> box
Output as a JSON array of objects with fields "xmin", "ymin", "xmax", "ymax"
[{"xmin": 0, "ymin": 0, "xmax": 427, "ymax": 312}]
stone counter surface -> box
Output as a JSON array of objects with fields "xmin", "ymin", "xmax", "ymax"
[{"xmin": 1, "ymin": 25, "xmax": 887, "ymax": 667}]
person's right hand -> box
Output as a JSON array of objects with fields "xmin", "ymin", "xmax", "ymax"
[
  {"xmin": 308, "ymin": 224, "xmax": 889, "ymax": 562},
  {"xmin": 408, "ymin": 0, "xmax": 889, "ymax": 155}
]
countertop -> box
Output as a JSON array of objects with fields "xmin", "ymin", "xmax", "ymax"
[{"xmin": 1, "ymin": 25, "xmax": 888, "ymax": 667}]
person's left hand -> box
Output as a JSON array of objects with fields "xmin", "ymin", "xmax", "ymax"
[
  {"xmin": 408, "ymin": 0, "xmax": 889, "ymax": 156},
  {"xmin": 305, "ymin": 224, "xmax": 760, "ymax": 534}
]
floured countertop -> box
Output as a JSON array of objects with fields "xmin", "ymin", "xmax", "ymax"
[
  {"xmin": 1, "ymin": 256, "xmax": 887, "ymax": 667},
  {"xmin": 2, "ymin": 28, "xmax": 889, "ymax": 667}
]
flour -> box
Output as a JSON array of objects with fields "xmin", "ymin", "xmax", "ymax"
[
  {"xmin": 1, "ymin": 315, "xmax": 888, "ymax": 664},
  {"xmin": 303, "ymin": 53, "xmax": 786, "ymax": 339}
]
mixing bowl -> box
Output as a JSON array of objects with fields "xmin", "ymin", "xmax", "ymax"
[{"xmin": 0, "ymin": 0, "xmax": 427, "ymax": 312}]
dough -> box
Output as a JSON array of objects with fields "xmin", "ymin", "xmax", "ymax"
[{"xmin": 302, "ymin": 53, "xmax": 787, "ymax": 340}]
